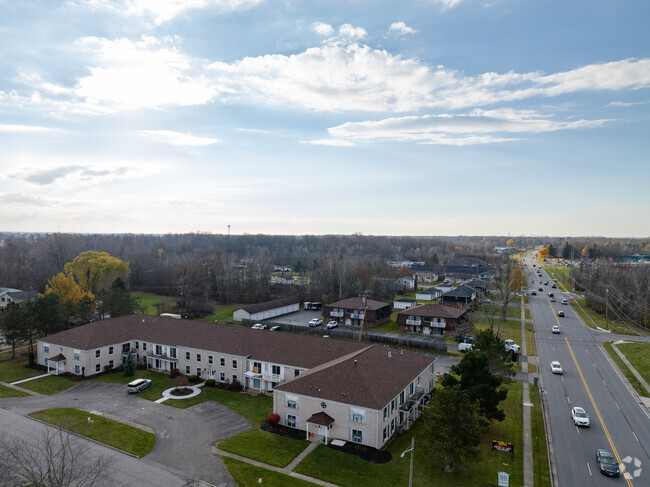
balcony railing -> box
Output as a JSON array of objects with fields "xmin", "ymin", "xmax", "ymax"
[
  {"xmin": 330, "ymin": 310, "xmax": 344, "ymax": 317},
  {"xmin": 146, "ymin": 351, "xmax": 178, "ymax": 360},
  {"xmin": 405, "ymin": 318, "xmax": 421, "ymax": 325},
  {"xmin": 350, "ymin": 313, "xmax": 364, "ymax": 319}
]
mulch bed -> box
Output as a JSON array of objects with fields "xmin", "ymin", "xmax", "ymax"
[
  {"xmin": 170, "ymin": 387, "xmax": 194, "ymax": 396},
  {"xmin": 326, "ymin": 441, "xmax": 392, "ymax": 464},
  {"xmin": 260, "ymin": 421, "xmax": 307, "ymax": 440}
]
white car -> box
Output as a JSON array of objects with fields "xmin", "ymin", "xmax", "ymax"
[
  {"xmin": 326, "ymin": 321, "xmax": 338, "ymax": 329},
  {"xmin": 572, "ymin": 406, "xmax": 590, "ymax": 427},
  {"xmin": 308, "ymin": 318, "xmax": 323, "ymax": 327},
  {"xmin": 551, "ymin": 361, "xmax": 563, "ymax": 374},
  {"xmin": 127, "ymin": 378, "xmax": 152, "ymax": 393},
  {"xmin": 251, "ymin": 323, "xmax": 267, "ymax": 329},
  {"xmin": 561, "ymin": 298, "xmax": 568, "ymax": 305},
  {"xmin": 458, "ymin": 342, "xmax": 473, "ymax": 353},
  {"xmin": 552, "ymin": 325, "xmax": 560, "ymax": 334}
]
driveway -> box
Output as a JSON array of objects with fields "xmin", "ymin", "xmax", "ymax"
[{"xmin": 0, "ymin": 381, "xmax": 252, "ymax": 487}]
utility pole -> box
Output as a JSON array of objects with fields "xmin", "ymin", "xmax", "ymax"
[
  {"xmin": 359, "ymin": 295, "xmax": 367, "ymax": 342},
  {"xmin": 605, "ymin": 288, "xmax": 609, "ymax": 330},
  {"xmin": 227, "ymin": 224, "xmax": 230, "ymax": 236}
]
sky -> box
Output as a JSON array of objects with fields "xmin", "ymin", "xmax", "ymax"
[{"xmin": 1, "ymin": 0, "xmax": 649, "ymax": 237}]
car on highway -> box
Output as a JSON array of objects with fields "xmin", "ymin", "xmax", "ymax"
[
  {"xmin": 571, "ymin": 406, "xmax": 590, "ymax": 427},
  {"xmin": 251, "ymin": 323, "xmax": 267, "ymax": 329},
  {"xmin": 127, "ymin": 378, "xmax": 152, "ymax": 393},
  {"xmin": 552, "ymin": 283, "xmax": 557, "ymax": 289},
  {"xmin": 550, "ymin": 297, "xmax": 556, "ymax": 302},
  {"xmin": 544, "ymin": 281, "xmax": 549, "ymax": 285},
  {"xmin": 551, "ymin": 361, "xmax": 563, "ymax": 374},
  {"xmin": 531, "ymin": 291, "xmax": 537, "ymax": 296},
  {"xmin": 552, "ymin": 325, "xmax": 560, "ymax": 334},
  {"xmin": 308, "ymin": 318, "xmax": 323, "ymax": 327},
  {"xmin": 548, "ymin": 292, "xmax": 554, "ymax": 297},
  {"xmin": 538, "ymin": 287, "xmax": 543, "ymax": 291},
  {"xmin": 561, "ymin": 298, "xmax": 568, "ymax": 305},
  {"xmin": 557, "ymin": 310, "xmax": 565, "ymax": 317},
  {"xmin": 326, "ymin": 321, "xmax": 338, "ymax": 329},
  {"xmin": 595, "ymin": 449, "xmax": 621, "ymax": 477}
]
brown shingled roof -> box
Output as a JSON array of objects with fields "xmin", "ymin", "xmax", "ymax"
[
  {"xmin": 307, "ymin": 412, "xmax": 335, "ymax": 426},
  {"xmin": 326, "ymin": 297, "xmax": 390, "ymax": 311},
  {"xmin": 41, "ymin": 315, "xmax": 368, "ymax": 370},
  {"xmin": 275, "ymin": 345, "xmax": 434, "ymax": 410},
  {"xmin": 398, "ymin": 304, "xmax": 466, "ymax": 319}
]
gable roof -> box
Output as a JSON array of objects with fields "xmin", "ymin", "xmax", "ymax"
[
  {"xmin": 398, "ymin": 304, "xmax": 466, "ymax": 319},
  {"xmin": 239, "ymin": 297, "xmax": 299, "ymax": 314},
  {"xmin": 325, "ymin": 297, "xmax": 390, "ymax": 311},
  {"xmin": 275, "ymin": 344, "xmax": 434, "ymax": 410},
  {"xmin": 416, "ymin": 288, "xmax": 441, "ymax": 295},
  {"xmin": 7, "ymin": 290, "xmax": 38, "ymax": 301},
  {"xmin": 39, "ymin": 315, "xmax": 368, "ymax": 370},
  {"xmin": 442, "ymin": 284, "xmax": 476, "ymax": 298}
]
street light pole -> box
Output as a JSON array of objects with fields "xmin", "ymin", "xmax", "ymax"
[{"xmin": 400, "ymin": 437, "xmax": 415, "ymax": 487}]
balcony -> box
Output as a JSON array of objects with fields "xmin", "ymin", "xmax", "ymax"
[
  {"xmin": 330, "ymin": 310, "xmax": 344, "ymax": 317},
  {"xmin": 405, "ymin": 318, "xmax": 421, "ymax": 325},
  {"xmin": 146, "ymin": 351, "xmax": 178, "ymax": 360},
  {"xmin": 350, "ymin": 313, "xmax": 364, "ymax": 320}
]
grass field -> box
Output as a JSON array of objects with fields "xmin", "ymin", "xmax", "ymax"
[
  {"xmin": 169, "ymin": 387, "xmax": 273, "ymax": 423},
  {"xmin": 30, "ymin": 408, "xmax": 155, "ymax": 457},
  {"xmin": 223, "ymin": 457, "xmax": 317, "ymax": 487},
  {"xmin": 0, "ymin": 383, "xmax": 30, "ymax": 397},
  {"xmin": 197, "ymin": 304, "xmax": 249, "ymax": 324},
  {"xmin": 0, "ymin": 353, "xmax": 45, "ymax": 383},
  {"xmin": 602, "ymin": 342, "xmax": 649, "ymax": 398},
  {"xmin": 18, "ymin": 375, "xmax": 79, "ymax": 395},
  {"xmin": 294, "ymin": 382, "xmax": 524, "ymax": 487},
  {"xmin": 218, "ymin": 428, "xmax": 310, "ymax": 467},
  {"xmin": 133, "ymin": 292, "xmax": 178, "ymax": 315},
  {"xmin": 529, "ymin": 384, "xmax": 551, "ymax": 487},
  {"xmin": 570, "ymin": 298, "xmax": 640, "ymax": 335},
  {"xmin": 89, "ymin": 369, "xmax": 177, "ymax": 400},
  {"xmin": 617, "ymin": 342, "xmax": 650, "ymax": 385}
]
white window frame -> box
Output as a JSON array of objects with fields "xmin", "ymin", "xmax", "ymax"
[
  {"xmin": 286, "ymin": 394, "xmax": 298, "ymax": 409},
  {"xmin": 109, "ymin": 346, "xmax": 113, "ymax": 355},
  {"xmin": 350, "ymin": 428, "xmax": 364, "ymax": 443},
  {"xmin": 185, "ymin": 365, "xmax": 191, "ymax": 374},
  {"xmin": 186, "ymin": 351, "xmax": 190, "ymax": 360},
  {"xmin": 232, "ymin": 359, "xmax": 238, "ymax": 369},
  {"xmin": 74, "ymin": 364, "xmax": 80, "ymax": 374},
  {"xmin": 95, "ymin": 363, "xmax": 101, "ymax": 372},
  {"xmin": 196, "ymin": 353, "xmax": 201, "ymax": 362},
  {"xmin": 43, "ymin": 344, "xmax": 50, "ymax": 353},
  {"xmin": 73, "ymin": 350, "xmax": 80, "ymax": 360},
  {"xmin": 220, "ymin": 372, "xmax": 225, "ymax": 382},
  {"xmin": 220, "ymin": 357, "xmax": 225, "ymax": 366},
  {"xmin": 95, "ymin": 349, "xmax": 101, "ymax": 358},
  {"xmin": 286, "ymin": 414, "xmax": 297, "ymax": 428}
]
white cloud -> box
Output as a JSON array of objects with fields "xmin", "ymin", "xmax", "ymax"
[
  {"xmin": 312, "ymin": 22, "xmax": 334, "ymax": 37},
  {"xmin": 432, "ymin": 0, "xmax": 465, "ymax": 9},
  {"xmin": 302, "ymin": 139, "xmax": 356, "ymax": 147},
  {"xmin": 389, "ymin": 22, "xmax": 417, "ymax": 35},
  {"xmin": 607, "ymin": 100, "xmax": 650, "ymax": 107},
  {"xmin": 325, "ymin": 109, "xmax": 610, "ymax": 145},
  {"xmin": 77, "ymin": 0, "xmax": 264, "ymax": 24},
  {"xmin": 140, "ymin": 129, "xmax": 220, "ymax": 146},
  {"xmin": 0, "ymin": 124, "xmax": 61, "ymax": 133},
  {"xmin": 338, "ymin": 24, "xmax": 367, "ymax": 41},
  {"xmin": 13, "ymin": 164, "xmax": 131, "ymax": 185}
]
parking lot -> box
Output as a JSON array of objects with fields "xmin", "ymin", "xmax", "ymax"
[{"xmin": 261, "ymin": 309, "xmax": 322, "ymax": 327}]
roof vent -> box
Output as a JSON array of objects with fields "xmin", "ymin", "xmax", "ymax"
[
  {"xmin": 354, "ymin": 360, "xmax": 357, "ymax": 366},
  {"xmin": 388, "ymin": 351, "xmax": 392, "ymax": 358}
]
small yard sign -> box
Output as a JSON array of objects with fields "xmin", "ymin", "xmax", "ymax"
[
  {"xmin": 498, "ymin": 471, "xmax": 510, "ymax": 487},
  {"xmin": 492, "ymin": 439, "xmax": 514, "ymax": 453}
]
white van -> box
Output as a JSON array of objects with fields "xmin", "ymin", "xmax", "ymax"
[{"xmin": 127, "ymin": 378, "xmax": 152, "ymax": 393}]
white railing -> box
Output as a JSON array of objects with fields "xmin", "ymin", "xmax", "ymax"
[
  {"xmin": 330, "ymin": 310, "xmax": 344, "ymax": 317},
  {"xmin": 405, "ymin": 318, "xmax": 421, "ymax": 325}
]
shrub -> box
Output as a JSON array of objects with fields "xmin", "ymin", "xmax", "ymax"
[
  {"xmin": 103, "ymin": 364, "xmax": 113, "ymax": 372},
  {"xmin": 188, "ymin": 375, "xmax": 201, "ymax": 384},
  {"xmin": 267, "ymin": 413, "xmax": 280, "ymax": 427},
  {"xmin": 227, "ymin": 379, "xmax": 243, "ymax": 392},
  {"xmin": 175, "ymin": 375, "xmax": 189, "ymax": 388},
  {"xmin": 28, "ymin": 351, "xmax": 35, "ymax": 366},
  {"xmin": 205, "ymin": 379, "xmax": 216, "ymax": 388},
  {"xmin": 170, "ymin": 368, "xmax": 180, "ymax": 378}
]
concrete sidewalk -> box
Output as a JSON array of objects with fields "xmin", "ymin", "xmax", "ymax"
[
  {"xmin": 0, "ymin": 380, "xmax": 41, "ymax": 396},
  {"xmin": 520, "ymin": 295, "xmax": 534, "ymax": 487}
]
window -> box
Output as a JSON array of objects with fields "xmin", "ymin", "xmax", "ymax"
[
  {"xmin": 122, "ymin": 343, "xmax": 130, "ymax": 353},
  {"xmin": 95, "ymin": 364, "xmax": 101, "ymax": 372},
  {"xmin": 351, "ymin": 429, "xmax": 363, "ymax": 443},
  {"xmin": 208, "ymin": 355, "xmax": 213, "ymax": 364},
  {"xmin": 409, "ymin": 382, "xmax": 414, "ymax": 396},
  {"xmin": 286, "ymin": 394, "xmax": 298, "ymax": 409},
  {"xmin": 220, "ymin": 357, "xmax": 225, "ymax": 367},
  {"xmin": 44, "ymin": 357, "xmax": 49, "ymax": 366},
  {"xmin": 253, "ymin": 378, "xmax": 261, "ymax": 389},
  {"xmin": 295, "ymin": 369, "xmax": 300, "ymax": 377},
  {"xmin": 253, "ymin": 361, "xmax": 262, "ymax": 373},
  {"xmin": 142, "ymin": 342, "xmax": 147, "ymax": 351},
  {"xmin": 286, "ymin": 414, "xmax": 297, "ymax": 428},
  {"xmin": 197, "ymin": 368, "xmax": 202, "ymax": 376},
  {"xmin": 73, "ymin": 350, "xmax": 80, "ymax": 360},
  {"xmin": 220, "ymin": 372, "xmax": 225, "ymax": 382},
  {"xmin": 350, "ymin": 407, "xmax": 366, "ymax": 424},
  {"xmin": 109, "ymin": 360, "xmax": 114, "ymax": 367},
  {"xmin": 186, "ymin": 351, "xmax": 190, "ymax": 360},
  {"xmin": 232, "ymin": 359, "xmax": 237, "ymax": 369},
  {"xmin": 399, "ymin": 391, "xmax": 405, "ymax": 405},
  {"xmin": 287, "ymin": 400, "xmax": 297, "ymax": 409},
  {"xmin": 383, "ymin": 406, "xmax": 388, "ymax": 421},
  {"xmin": 155, "ymin": 345, "xmax": 162, "ymax": 355},
  {"xmin": 391, "ymin": 399, "xmax": 396, "ymax": 414},
  {"xmin": 430, "ymin": 364, "xmax": 434, "ymax": 374},
  {"xmin": 43, "ymin": 344, "xmax": 50, "ymax": 353},
  {"xmin": 109, "ymin": 346, "xmax": 113, "ymax": 355},
  {"xmin": 196, "ymin": 353, "xmax": 201, "ymax": 362},
  {"xmin": 74, "ymin": 364, "xmax": 80, "ymax": 374},
  {"xmin": 272, "ymin": 365, "xmax": 280, "ymax": 375},
  {"xmin": 185, "ymin": 365, "xmax": 191, "ymax": 374},
  {"xmin": 95, "ymin": 349, "xmax": 101, "ymax": 358},
  {"xmin": 383, "ymin": 427, "xmax": 388, "ymax": 442},
  {"xmin": 232, "ymin": 374, "xmax": 237, "ymax": 382},
  {"xmin": 169, "ymin": 347, "xmax": 177, "ymax": 359},
  {"xmin": 135, "ymin": 341, "xmax": 139, "ymax": 350}
]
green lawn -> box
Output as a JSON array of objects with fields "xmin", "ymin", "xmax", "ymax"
[
  {"xmin": 29, "ymin": 408, "xmax": 155, "ymax": 457},
  {"xmin": 295, "ymin": 382, "xmax": 524, "ymax": 487},
  {"xmin": 570, "ymin": 298, "xmax": 639, "ymax": 335},
  {"xmin": 479, "ymin": 304, "xmax": 522, "ymax": 320},
  {"xmin": 197, "ymin": 304, "xmax": 249, "ymax": 324},
  {"xmin": 169, "ymin": 387, "xmax": 273, "ymax": 424},
  {"xmin": 19, "ymin": 375, "xmax": 79, "ymax": 395},
  {"xmin": 133, "ymin": 292, "xmax": 178, "ymax": 315},
  {"xmin": 0, "ymin": 383, "xmax": 30, "ymax": 397},
  {"xmin": 89, "ymin": 369, "xmax": 177, "ymax": 400},
  {"xmin": 529, "ymin": 384, "xmax": 552, "ymax": 487},
  {"xmin": 223, "ymin": 457, "xmax": 317, "ymax": 487},
  {"xmin": 0, "ymin": 354, "xmax": 45, "ymax": 383},
  {"xmin": 219, "ymin": 428, "xmax": 310, "ymax": 467},
  {"xmin": 602, "ymin": 342, "xmax": 649, "ymax": 398},
  {"xmin": 617, "ymin": 342, "xmax": 650, "ymax": 385}
]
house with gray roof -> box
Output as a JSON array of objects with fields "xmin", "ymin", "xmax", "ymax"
[
  {"xmin": 0, "ymin": 287, "xmax": 38, "ymax": 309},
  {"xmin": 233, "ymin": 297, "xmax": 299, "ymax": 322}
]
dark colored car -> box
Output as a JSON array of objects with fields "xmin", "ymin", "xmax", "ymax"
[{"xmin": 596, "ymin": 449, "xmax": 620, "ymax": 477}]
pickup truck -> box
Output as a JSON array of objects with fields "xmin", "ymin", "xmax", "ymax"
[
  {"xmin": 504, "ymin": 339, "xmax": 521, "ymax": 354},
  {"xmin": 458, "ymin": 342, "xmax": 473, "ymax": 353}
]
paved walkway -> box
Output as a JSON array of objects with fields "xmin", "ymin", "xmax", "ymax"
[
  {"xmin": 0, "ymin": 380, "xmax": 42, "ymax": 396},
  {"xmin": 11, "ymin": 372, "xmax": 50, "ymax": 384},
  {"xmin": 212, "ymin": 441, "xmax": 340, "ymax": 486},
  {"xmin": 520, "ymin": 295, "xmax": 534, "ymax": 487}
]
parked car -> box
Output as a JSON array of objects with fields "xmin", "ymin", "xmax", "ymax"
[
  {"xmin": 455, "ymin": 333, "xmax": 473, "ymax": 343},
  {"xmin": 551, "ymin": 361, "xmax": 563, "ymax": 374},
  {"xmin": 127, "ymin": 378, "xmax": 152, "ymax": 394},
  {"xmin": 308, "ymin": 318, "xmax": 323, "ymax": 327},
  {"xmin": 269, "ymin": 325, "xmax": 281, "ymax": 331},
  {"xmin": 251, "ymin": 323, "xmax": 267, "ymax": 329},
  {"xmin": 572, "ymin": 406, "xmax": 590, "ymax": 427},
  {"xmin": 552, "ymin": 325, "xmax": 560, "ymax": 334},
  {"xmin": 326, "ymin": 321, "xmax": 338, "ymax": 329},
  {"xmin": 595, "ymin": 449, "xmax": 620, "ymax": 477},
  {"xmin": 458, "ymin": 342, "xmax": 473, "ymax": 353},
  {"xmin": 561, "ymin": 298, "xmax": 568, "ymax": 305},
  {"xmin": 557, "ymin": 310, "xmax": 565, "ymax": 317}
]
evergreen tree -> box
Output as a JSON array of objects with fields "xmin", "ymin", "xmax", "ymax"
[{"xmin": 123, "ymin": 349, "xmax": 135, "ymax": 377}]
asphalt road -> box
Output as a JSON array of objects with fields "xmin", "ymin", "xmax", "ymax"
[{"xmin": 525, "ymin": 255, "xmax": 650, "ymax": 486}]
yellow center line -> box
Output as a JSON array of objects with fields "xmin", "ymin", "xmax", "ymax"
[
  {"xmin": 565, "ymin": 337, "xmax": 633, "ymax": 486},
  {"xmin": 546, "ymin": 296, "xmax": 562, "ymax": 328}
]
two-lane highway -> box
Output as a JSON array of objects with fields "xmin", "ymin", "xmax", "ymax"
[{"xmin": 524, "ymin": 254, "xmax": 649, "ymax": 486}]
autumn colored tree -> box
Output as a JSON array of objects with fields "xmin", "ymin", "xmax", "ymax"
[
  {"xmin": 45, "ymin": 272, "xmax": 94, "ymax": 305},
  {"xmin": 64, "ymin": 251, "xmax": 130, "ymax": 294},
  {"xmin": 508, "ymin": 268, "xmax": 524, "ymax": 293},
  {"xmin": 506, "ymin": 238, "xmax": 514, "ymax": 248},
  {"xmin": 538, "ymin": 247, "xmax": 550, "ymax": 259}
]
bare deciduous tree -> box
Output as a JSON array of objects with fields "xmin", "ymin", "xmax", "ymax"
[{"xmin": 0, "ymin": 426, "xmax": 115, "ymax": 487}]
